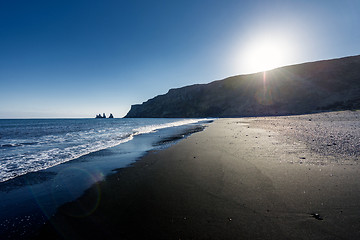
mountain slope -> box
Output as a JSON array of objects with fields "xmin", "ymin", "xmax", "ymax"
[{"xmin": 125, "ymin": 55, "xmax": 360, "ymax": 118}]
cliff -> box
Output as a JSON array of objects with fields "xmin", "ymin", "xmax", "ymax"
[{"xmin": 125, "ymin": 55, "xmax": 360, "ymax": 118}]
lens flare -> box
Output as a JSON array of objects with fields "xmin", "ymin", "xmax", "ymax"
[{"xmin": 50, "ymin": 167, "xmax": 102, "ymax": 218}]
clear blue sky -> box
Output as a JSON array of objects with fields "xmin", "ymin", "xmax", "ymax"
[{"xmin": 1, "ymin": 0, "xmax": 359, "ymax": 118}]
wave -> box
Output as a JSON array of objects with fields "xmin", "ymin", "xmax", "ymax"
[
  {"xmin": 133, "ymin": 119, "xmax": 207, "ymax": 135},
  {"xmin": 1, "ymin": 144, "xmax": 22, "ymax": 148},
  {"xmin": 0, "ymin": 134, "xmax": 134, "ymax": 183},
  {"xmin": 0, "ymin": 119, "xmax": 208, "ymax": 183},
  {"xmin": 1, "ymin": 142, "xmax": 39, "ymax": 148}
]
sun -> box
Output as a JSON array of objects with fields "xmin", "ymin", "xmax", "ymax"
[
  {"xmin": 248, "ymin": 41, "xmax": 285, "ymax": 72},
  {"xmin": 240, "ymin": 36, "xmax": 294, "ymax": 74}
]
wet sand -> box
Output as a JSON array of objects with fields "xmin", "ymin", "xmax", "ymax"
[{"xmin": 35, "ymin": 111, "xmax": 360, "ymax": 239}]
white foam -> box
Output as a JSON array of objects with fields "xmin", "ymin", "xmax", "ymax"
[
  {"xmin": 134, "ymin": 119, "xmax": 207, "ymax": 135},
  {"xmin": 0, "ymin": 135, "xmax": 134, "ymax": 183},
  {"xmin": 0, "ymin": 118, "xmax": 209, "ymax": 182}
]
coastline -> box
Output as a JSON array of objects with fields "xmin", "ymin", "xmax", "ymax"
[
  {"xmin": 35, "ymin": 111, "xmax": 360, "ymax": 239},
  {"xmin": 0, "ymin": 120, "xmax": 209, "ymax": 239}
]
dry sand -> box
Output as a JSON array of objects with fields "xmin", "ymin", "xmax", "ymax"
[{"xmin": 35, "ymin": 111, "xmax": 360, "ymax": 240}]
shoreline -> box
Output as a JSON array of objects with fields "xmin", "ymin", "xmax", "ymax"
[
  {"xmin": 0, "ymin": 121, "xmax": 209, "ymax": 239},
  {"xmin": 34, "ymin": 111, "xmax": 360, "ymax": 239}
]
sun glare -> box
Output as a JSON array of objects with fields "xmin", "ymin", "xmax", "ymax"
[{"xmin": 239, "ymin": 36, "xmax": 295, "ymax": 74}]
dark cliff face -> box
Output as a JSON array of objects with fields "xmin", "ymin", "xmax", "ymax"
[{"xmin": 125, "ymin": 55, "xmax": 360, "ymax": 118}]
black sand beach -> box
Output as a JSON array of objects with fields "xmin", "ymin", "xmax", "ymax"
[{"xmin": 35, "ymin": 111, "xmax": 360, "ymax": 239}]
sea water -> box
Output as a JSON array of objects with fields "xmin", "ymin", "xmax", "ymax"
[
  {"xmin": 0, "ymin": 118, "xmax": 209, "ymax": 239},
  {"xmin": 0, "ymin": 118, "xmax": 206, "ymax": 183}
]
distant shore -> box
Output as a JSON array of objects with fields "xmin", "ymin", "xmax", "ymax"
[{"xmin": 35, "ymin": 111, "xmax": 360, "ymax": 239}]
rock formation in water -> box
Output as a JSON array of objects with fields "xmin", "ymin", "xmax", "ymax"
[
  {"xmin": 96, "ymin": 113, "xmax": 107, "ymax": 118},
  {"xmin": 95, "ymin": 113, "xmax": 115, "ymax": 118},
  {"xmin": 125, "ymin": 55, "xmax": 360, "ymax": 118}
]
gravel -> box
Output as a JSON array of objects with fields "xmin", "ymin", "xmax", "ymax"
[{"xmin": 249, "ymin": 110, "xmax": 360, "ymax": 161}]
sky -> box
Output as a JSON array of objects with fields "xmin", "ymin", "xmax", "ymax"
[{"xmin": 1, "ymin": 0, "xmax": 359, "ymax": 118}]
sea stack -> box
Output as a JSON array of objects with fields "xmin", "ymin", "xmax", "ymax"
[
  {"xmin": 95, "ymin": 113, "xmax": 114, "ymax": 118},
  {"xmin": 95, "ymin": 113, "xmax": 107, "ymax": 118}
]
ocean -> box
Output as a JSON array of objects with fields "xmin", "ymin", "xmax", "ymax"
[{"xmin": 0, "ymin": 118, "xmax": 210, "ymax": 239}]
